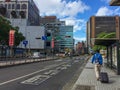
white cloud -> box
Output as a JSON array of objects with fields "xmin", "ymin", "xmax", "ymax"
[
  {"xmin": 33, "ymin": 0, "xmax": 90, "ymax": 18},
  {"xmin": 74, "ymin": 37, "xmax": 86, "ymax": 44},
  {"xmin": 96, "ymin": 7, "xmax": 113, "ymax": 16},
  {"xmin": 60, "ymin": 17, "xmax": 86, "ymax": 32},
  {"xmin": 33, "ymin": 0, "xmax": 89, "ymax": 43},
  {"xmin": 96, "ymin": 6, "xmax": 120, "ymax": 16}
]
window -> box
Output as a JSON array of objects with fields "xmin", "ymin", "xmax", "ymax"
[
  {"xmin": 8, "ymin": 4, "xmax": 11, "ymax": 9},
  {"xmin": 16, "ymin": 4, "xmax": 20, "ymax": 9},
  {"xmin": 12, "ymin": 4, "xmax": 15, "ymax": 9},
  {"xmin": 21, "ymin": 4, "xmax": 27, "ymax": 9},
  {"xmin": 46, "ymin": 42, "xmax": 50, "ymax": 46}
]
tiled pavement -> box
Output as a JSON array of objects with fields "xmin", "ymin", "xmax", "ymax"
[{"xmin": 72, "ymin": 57, "xmax": 120, "ymax": 90}]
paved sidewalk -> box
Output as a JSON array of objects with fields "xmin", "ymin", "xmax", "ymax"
[{"xmin": 72, "ymin": 57, "xmax": 120, "ymax": 90}]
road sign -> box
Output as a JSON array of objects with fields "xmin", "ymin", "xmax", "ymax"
[
  {"xmin": 42, "ymin": 36, "xmax": 47, "ymax": 40},
  {"xmin": 23, "ymin": 40, "xmax": 28, "ymax": 47}
]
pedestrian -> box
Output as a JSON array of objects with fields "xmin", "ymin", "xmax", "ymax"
[{"xmin": 91, "ymin": 50, "xmax": 103, "ymax": 81}]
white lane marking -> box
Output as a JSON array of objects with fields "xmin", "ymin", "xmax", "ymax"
[
  {"xmin": 0, "ymin": 62, "xmax": 66, "ymax": 86},
  {"xmin": 21, "ymin": 75, "xmax": 50, "ymax": 85}
]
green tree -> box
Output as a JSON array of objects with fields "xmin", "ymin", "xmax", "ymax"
[
  {"xmin": 92, "ymin": 32, "xmax": 116, "ymax": 51},
  {"xmin": 0, "ymin": 16, "xmax": 25, "ymax": 46}
]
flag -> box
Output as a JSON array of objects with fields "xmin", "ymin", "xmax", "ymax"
[{"xmin": 9, "ymin": 30, "xmax": 15, "ymax": 46}]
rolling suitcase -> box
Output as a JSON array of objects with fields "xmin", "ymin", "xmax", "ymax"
[{"xmin": 100, "ymin": 72, "xmax": 109, "ymax": 83}]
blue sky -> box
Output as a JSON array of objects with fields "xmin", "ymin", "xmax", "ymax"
[{"xmin": 33, "ymin": 0, "xmax": 120, "ymax": 44}]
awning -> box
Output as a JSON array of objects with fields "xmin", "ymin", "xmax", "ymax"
[
  {"xmin": 110, "ymin": 0, "xmax": 120, "ymax": 6},
  {"xmin": 91, "ymin": 38, "xmax": 118, "ymax": 46}
]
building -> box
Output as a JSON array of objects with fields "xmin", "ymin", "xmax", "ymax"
[
  {"xmin": 110, "ymin": 0, "xmax": 120, "ymax": 6},
  {"xmin": 0, "ymin": 0, "xmax": 40, "ymax": 26},
  {"xmin": 59, "ymin": 26, "xmax": 74, "ymax": 53},
  {"xmin": 40, "ymin": 16, "xmax": 66, "ymax": 54},
  {"xmin": 86, "ymin": 16, "xmax": 119, "ymax": 51},
  {"xmin": 0, "ymin": 0, "xmax": 46, "ymax": 55},
  {"xmin": 40, "ymin": 16, "xmax": 58, "ymax": 25},
  {"xmin": 87, "ymin": 16, "xmax": 120, "ymax": 74}
]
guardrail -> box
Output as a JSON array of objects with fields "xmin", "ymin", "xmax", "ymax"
[{"xmin": 0, "ymin": 57, "xmax": 58, "ymax": 68}]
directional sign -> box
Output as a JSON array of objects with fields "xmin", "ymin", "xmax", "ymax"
[
  {"xmin": 23, "ymin": 40, "xmax": 28, "ymax": 47},
  {"xmin": 42, "ymin": 36, "xmax": 47, "ymax": 40}
]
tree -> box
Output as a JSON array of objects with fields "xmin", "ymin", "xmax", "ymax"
[
  {"xmin": 92, "ymin": 32, "xmax": 116, "ymax": 51},
  {"xmin": 0, "ymin": 16, "xmax": 25, "ymax": 46}
]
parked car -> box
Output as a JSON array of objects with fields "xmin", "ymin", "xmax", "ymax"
[{"xmin": 31, "ymin": 52, "xmax": 46, "ymax": 59}]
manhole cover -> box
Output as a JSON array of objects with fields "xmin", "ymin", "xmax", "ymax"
[{"xmin": 75, "ymin": 85, "xmax": 95, "ymax": 90}]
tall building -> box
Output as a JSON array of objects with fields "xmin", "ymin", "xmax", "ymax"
[
  {"xmin": 59, "ymin": 26, "xmax": 74, "ymax": 53},
  {"xmin": 40, "ymin": 16, "xmax": 66, "ymax": 54},
  {"xmin": 86, "ymin": 16, "xmax": 119, "ymax": 51},
  {"xmin": 0, "ymin": 0, "xmax": 40, "ymax": 26},
  {"xmin": 0, "ymin": 0, "xmax": 46, "ymax": 54},
  {"xmin": 40, "ymin": 16, "xmax": 58, "ymax": 25}
]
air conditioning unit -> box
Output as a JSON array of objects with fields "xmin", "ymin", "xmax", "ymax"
[{"xmin": 11, "ymin": 11, "xmax": 17, "ymax": 18}]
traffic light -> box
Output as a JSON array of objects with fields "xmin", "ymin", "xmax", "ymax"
[
  {"xmin": 0, "ymin": 6, "xmax": 6, "ymax": 16},
  {"xmin": 19, "ymin": 11, "xmax": 26, "ymax": 18},
  {"xmin": 11, "ymin": 11, "xmax": 17, "ymax": 18}
]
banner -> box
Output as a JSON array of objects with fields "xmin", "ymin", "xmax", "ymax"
[
  {"xmin": 9, "ymin": 30, "xmax": 15, "ymax": 46},
  {"xmin": 51, "ymin": 38, "xmax": 54, "ymax": 48}
]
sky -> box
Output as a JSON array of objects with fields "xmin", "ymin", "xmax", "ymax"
[{"xmin": 33, "ymin": 0, "xmax": 120, "ymax": 44}]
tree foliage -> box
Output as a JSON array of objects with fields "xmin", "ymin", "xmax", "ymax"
[
  {"xmin": 92, "ymin": 32, "xmax": 116, "ymax": 51},
  {"xmin": 0, "ymin": 16, "xmax": 25, "ymax": 46}
]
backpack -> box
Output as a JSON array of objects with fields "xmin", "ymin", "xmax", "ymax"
[{"xmin": 95, "ymin": 54, "xmax": 100, "ymax": 64}]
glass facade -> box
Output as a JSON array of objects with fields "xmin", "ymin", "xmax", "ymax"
[{"xmin": 59, "ymin": 26, "xmax": 74, "ymax": 52}]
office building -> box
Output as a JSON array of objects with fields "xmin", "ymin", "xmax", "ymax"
[
  {"xmin": 0, "ymin": 0, "xmax": 40, "ymax": 26},
  {"xmin": 0, "ymin": 0, "xmax": 46, "ymax": 54},
  {"xmin": 86, "ymin": 16, "xmax": 119, "ymax": 50},
  {"xmin": 59, "ymin": 26, "xmax": 74, "ymax": 53},
  {"xmin": 40, "ymin": 16, "xmax": 66, "ymax": 54}
]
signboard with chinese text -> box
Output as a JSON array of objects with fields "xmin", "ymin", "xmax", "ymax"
[{"xmin": 9, "ymin": 30, "xmax": 15, "ymax": 46}]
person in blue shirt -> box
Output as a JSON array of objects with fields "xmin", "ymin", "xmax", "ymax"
[{"xmin": 91, "ymin": 50, "xmax": 103, "ymax": 81}]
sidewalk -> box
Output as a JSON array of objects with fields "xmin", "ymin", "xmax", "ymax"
[{"xmin": 71, "ymin": 57, "xmax": 120, "ymax": 90}]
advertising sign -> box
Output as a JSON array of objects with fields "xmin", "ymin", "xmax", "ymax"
[
  {"xmin": 9, "ymin": 30, "xmax": 15, "ymax": 46},
  {"xmin": 51, "ymin": 38, "xmax": 54, "ymax": 48}
]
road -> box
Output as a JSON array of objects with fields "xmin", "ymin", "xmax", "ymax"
[{"xmin": 0, "ymin": 56, "xmax": 87, "ymax": 90}]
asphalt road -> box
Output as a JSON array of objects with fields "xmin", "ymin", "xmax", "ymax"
[{"xmin": 0, "ymin": 56, "xmax": 87, "ymax": 90}]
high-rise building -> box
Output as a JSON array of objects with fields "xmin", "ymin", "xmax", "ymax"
[
  {"xmin": 0, "ymin": 0, "xmax": 45, "ymax": 54},
  {"xmin": 86, "ymin": 16, "xmax": 120, "ymax": 51},
  {"xmin": 40, "ymin": 16, "xmax": 58, "ymax": 25},
  {"xmin": 40, "ymin": 16, "xmax": 66, "ymax": 54},
  {"xmin": 0, "ymin": 0, "xmax": 40, "ymax": 26},
  {"xmin": 59, "ymin": 26, "xmax": 74, "ymax": 53}
]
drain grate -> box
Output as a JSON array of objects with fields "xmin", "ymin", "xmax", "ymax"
[{"xmin": 75, "ymin": 85, "xmax": 95, "ymax": 90}]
